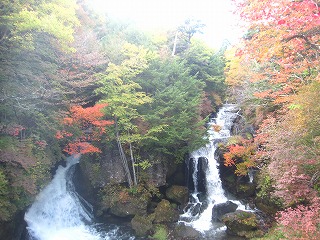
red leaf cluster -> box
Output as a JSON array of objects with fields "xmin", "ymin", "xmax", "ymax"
[
  {"xmin": 63, "ymin": 142, "xmax": 102, "ymax": 155},
  {"xmin": 68, "ymin": 103, "xmax": 111, "ymax": 127},
  {"xmin": 223, "ymin": 138, "xmax": 256, "ymax": 176},
  {"xmin": 233, "ymin": 0, "xmax": 320, "ymax": 104},
  {"xmin": 276, "ymin": 199, "xmax": 320, "ymax": 240},
  {"xmin": 56, "ymin": 103, "xmax": 113, "ymax": 155},
  {"xmin": 0, "ymin": 124, "xmax": 25, "ymax": 137}
]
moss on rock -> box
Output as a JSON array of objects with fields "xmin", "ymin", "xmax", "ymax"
[
  {"xmin": 100, "ymin": 184, "xmax": 152, "ymax": 217},
  {"xmin": 222, "ymin": 210, "xmax": 264, "ymax": 238},
  {"xmin": 154, "ymin": 199, "xmax": 179, "ymax": 223},
  {"xmin": 165, "ymin": 185, "xmax": 189, "ymax": 206},
  {"xmin": 131, "ymin": 214, "xmax": 153, "ymax": 236}
]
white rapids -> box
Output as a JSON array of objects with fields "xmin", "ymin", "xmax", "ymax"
[
  {"xmin": 24, "ymin": 154, "xmax": 102, "ymax": 240},
  {"xmin": 179, "ymin": 104, "xmax": 249, "ymax": 233},
  {"xmin": 24, "ymin": 154, "xmax": 133, "ymax": 240}
]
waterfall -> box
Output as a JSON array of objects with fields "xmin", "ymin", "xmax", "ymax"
[
  {"xmin": 24, "ymin": 154, "xmax": 133, "ymax": 240},
  {"xmin": 180, "ymin": 104, "xmax": 244, "ymax": 233}
]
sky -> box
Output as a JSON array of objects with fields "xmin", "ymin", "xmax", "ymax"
[{"xmin": 89, "ymin": 0, "xmax": 243, "ymax": 48}]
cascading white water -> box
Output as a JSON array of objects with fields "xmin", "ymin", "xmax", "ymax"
[
  {"xmin": 24, "ymin": 154, "xmax": 101, "ymax": 240},
  {"xmin": 24, "ymin": 154, "xmax": 133, "ymax": 240},
  {"xmin": 180, "ymin": 104, "xmax": 245, "ymax": 233}
]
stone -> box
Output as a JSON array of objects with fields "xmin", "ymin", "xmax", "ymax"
[
  {"xmin": 78, "ymin": 151, "xmax": 126, "ymax": 188},
  {"xmin": 154, "ymin": 199, "xmax": 180, "ymax": 223},
  {"xmin": 173, "ymin": 224, "xmax": 201, "ymax": 239},
  {"xmin": 221, "ymin": 210, "xmax": 263, "ymax": 238},
  {"xmin": 255, "ymin": 197, "xmax": 280, "ymax": 215},
  {"xmin": 144, "ymin": 162, "xmax": 167, "ymax": 187},
  {"xmin": 131, "ymin": 214, "xmax": 153, "ymax": 236},
  {"xmin": 186, "ymin": 157, "xmax": 208, "ymax": 193},
  {"xmin": 212, "ymin": 201, "xmax": 238, "ymax": 221},
  {"xmin": 165, "ymin": 185, "xmax": 189, "ymax": 206},
  {"xmin": 109, "ymin": 195, "xmax": 149, "ymax": 218}
]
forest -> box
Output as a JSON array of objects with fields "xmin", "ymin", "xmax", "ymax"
[{"xmin": 0, "ymin": 0, "xmax": 319, "ymax": 239}]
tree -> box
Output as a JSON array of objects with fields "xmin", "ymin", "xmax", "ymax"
[
  {"xmin": 95, "ymin": 43, "xmax": 154, "ymax": 187},
  {"xmin": 229, "ymin": 1, "xmax": 320, "ymax": 236},
  {"xmin": 0, "ymin": 0, "xmax": 80, "ymax": 143},
  {"xmin": 182, "ymin": 39, "xmax": 226, "ymax": 114},
  {"xmin": 223, "ymin": 137, "xmax": 257, "ymax": 176},
  {"xmin": 171, "ymin": 19, "xmax": 206, "ymax": 56},
  {"xmin": 59, "ymin": 3, "xmax": 109, "ymax": 106},
  {"xmin": 0, "ymin": 0, "xmax": 79, "ymax": 51},
  {"xmin": 233, "ymin": 0, "xmax": 320, "ymax": 105},
  {"xmin": 137, "ymin": 58, "xmax": 208, "ymax": 160}
]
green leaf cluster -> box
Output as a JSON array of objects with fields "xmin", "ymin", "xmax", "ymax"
[{"xmin": 0, "ymin": 0, "xmax": 79, "ymax": 51}]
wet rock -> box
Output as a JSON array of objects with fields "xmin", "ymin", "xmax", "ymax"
[
  {"xmin": 236, "ymin": 183, "xmax": 256, "ymax": 198},
  {"xmin": 154, "ymin": 200, "xmax": 180, "ymax": 223},
  {"xmin": 165, "ymin": 185, "xmax": 189, "ymax": 206},
  {"xmin": 79, "ymin": 152, "xmax": 126, "ymax": 188},
  {"xmin": 184, "ymin": 202, "xmax": 202, "ymax": 216},
  {"xmin": 131, "ymin": 214, "xmax": 153, "ymax": 236},
  {"xmin": 221, "ymin": 210, "xmax": 264, "ymax": 238},
  {"xmin": 186, "ymin": 157, "xmax": 208, "ymax": 193},
  {"xmin": 109, "ymin": 195, "xmax": 149, "ymax": 218},
  {"xmin": 73, "ymin": 164, "xmax": 96, "ymax": 205},
  {"xmin": 144, "ymin": 162, "xmax": 167, "ymax": 187},
  {"xmin": 167, "ymin": 162, "xmax": 185, "ymax": 186},
  {"xmin": 255, "ymin": 197, "xmax": 281, "ymax": 215},
  {"xmin": 212, "ymin": 201, "xmax": 238, "ymax": 221},
  {"xmin": 173, "ymin": 224, "xmax": 202, "ymax": 239}
]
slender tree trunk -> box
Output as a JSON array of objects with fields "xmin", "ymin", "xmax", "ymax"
[
  {"xmin": 171, "ymin": 31, "xmax": 178, "ymax": 56},
  {"xmin": 114, "ymin": 117, "xmax": 133, "ymax": 187},
  {"xmin": 129, "ymin": 141, "xmax": 138, "ymax": 185}
]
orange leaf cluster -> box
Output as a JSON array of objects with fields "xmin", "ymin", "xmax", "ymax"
[
  {"xmin": 55, "ymin": 130, "xmax": 73, "ymax": 139},
  {"xmin": 223, "ymin": 138, "xmax": 256, "ymax": 176},
  {"xmin": 63, "ymin": 142, "xmax": 102, "ymax": 155},
  {"xmin": 56, "ymin": 103, "xmax": 113, "ymax": 155},
  {"xmin": 68, "ymin": 103, "xmax": 111, "ymax": 127}
]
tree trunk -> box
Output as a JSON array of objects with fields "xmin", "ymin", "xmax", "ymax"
[
  {"xmin": 129, "ymin": 141, "xmax": 138, "ymax": 185},
  {"xmin": 171, "ymin": 31, "xmax": 178, "ymax": 56},
  {"xmin": 114, "ymin": 117, "xmax": 133, "ymax": 187}
]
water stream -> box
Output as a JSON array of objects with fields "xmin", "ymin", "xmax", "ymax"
[
  {"xmin": 179, "ymin": 104, "xmax": 248, "ymax": 238},
  {"xmin": 24, "ymin": 154, "xmax": 134, "ymax": 240}
]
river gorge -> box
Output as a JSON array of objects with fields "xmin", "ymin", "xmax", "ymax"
[{"xmin": 21, "ymin": 104, "xmax": 263, "ymax": 240}]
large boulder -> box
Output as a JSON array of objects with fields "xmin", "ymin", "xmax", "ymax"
[
  {"xmin": 144, "ymin": 162, "xmax": 168, "ymax": 187},
  {"xmin": 254, "ymin": 197, "xmax": 281, "ymax": 215},
  {"xmin": 212, "ymin": 201, "xmax": 238, "ymax": 221},
  {"xmin": 165, "ymin": 185, "xmax": 189, "ymax": 206},
  {"xmin": 154, "ymin": 200, "xmax": 180, "ymax": 223},
  {"xmin": 221, "ymin": 210, "xmax": 264, "ymax": 238},
  {"xmin": 109, "ymin": 195, "xmax": 149, "ymax": 217},
  {"xmin": 78, "ymin": 151, "xmax": 126, "ymax": 188},
  {"xmin": 173, "ymin": 224, "xmax": 202, "ymax": 239},
  {"xmin": 131, "ymin": 214, "xmax": 154, "ymax": 236}
]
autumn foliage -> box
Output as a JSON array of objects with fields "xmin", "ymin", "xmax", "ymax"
[
  {"xmin": 56, "ymin": 103, "xmax": 113, "ymax": 155},
  {"xmin": 227, "ymin": 0, "xmax": 320, "ymax": 238},
  {"xmin": 223, "ymin": 138, "xmax": 257, "ymax": 176},
  {"xmin": 229, "ymin": 0, "xmax": 320, "ymax": 104},
  {"xmin": 276, "ymin": 199, "xmax": 320, "ymax": 240}
]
